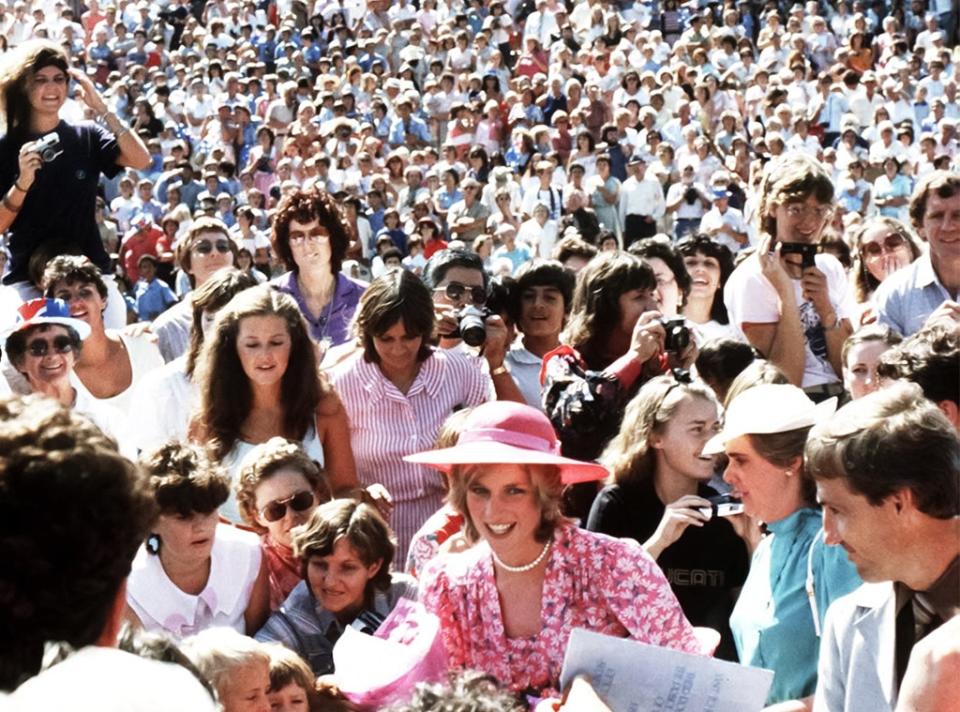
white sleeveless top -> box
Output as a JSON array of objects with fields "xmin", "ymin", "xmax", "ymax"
[
  {"xmin": 218, "ymin": 424, "xmax": 324, "ymax": 523},
  {"xmin": 126, "ymin": 523, "xmax": 261, "ymax": 640}
]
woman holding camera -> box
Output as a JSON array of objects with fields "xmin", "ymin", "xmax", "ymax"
[
  {"xmin": 586, "ymin": 374, "xmax": 749, "ymax": 661},
  {"xmin": 0, "ymin": 40, "xmax": 149, "ymax": 327},
  {"xmin": 330, "ymin": 269, "xmax": 490, "ymax": 562}
]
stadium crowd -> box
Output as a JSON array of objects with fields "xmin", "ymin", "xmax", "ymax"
[{"xmin": 0, "ymin": 0, "xmax": 958, "ymax": 710}]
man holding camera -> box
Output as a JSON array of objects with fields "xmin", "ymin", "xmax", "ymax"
[
  {"xmin": 724, "ymin": 154, "xmax": 853, "ymax": 399},
  {"xmin": 665, "ymin": 158, "xmax": 710, "ymax": 241},
  {"xmin": 423, "ymin": 249, "xmax": 524, "ymax": 402}
]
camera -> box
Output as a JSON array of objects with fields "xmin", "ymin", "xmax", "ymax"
[
  {"xmin": 453, "ymin": 305, "xmax": 491, "ymax": 347},
  {"xmin": 33, "ymin": 132, "xmax": 62, "ymax": 163},
  {"xmin": 659, "ymin": 317, "xmax": 690, "ymax": 353},
  {"xmin": 683, "ymin": 187, "xmax": 699, "ymax": 205},
  {"xmin": 697, "ymin": 493, "xmax": 744, "ymax": 520},
  {"xmin": 778, "ymin": 241, "xmax": 818, "ymax": 270}
]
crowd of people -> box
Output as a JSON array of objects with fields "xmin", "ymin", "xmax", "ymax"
[{"xmin": 0, "ymin": 0, "xmax": 958, "ymax": 710}]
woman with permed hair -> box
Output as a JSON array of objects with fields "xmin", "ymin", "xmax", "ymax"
[
  {"xmin": 0, "ymin": 40, "xmax": 149, "ymax": 328},
  {"xmin": 270, "ymin": 187, "xmax": 366, "ymax": 349},
  {"xmin": 191, "ymin": 284, "xmax": 359, "ymax": 522},
  {"xmin": 330, "ymin": 269, "xmax": 489, "ymax": 562},
  {"xmin": 255, "ymin": 499, "xmax": 417, "ymax": 676},
  {"xmin": 125, "ymin": 442, "xmax": 270, "ymax": 640}
]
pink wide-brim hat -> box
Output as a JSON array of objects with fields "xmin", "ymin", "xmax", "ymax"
[{"xmin": 404, "ymin": 401, "xmax": 608, "ymax": 484}]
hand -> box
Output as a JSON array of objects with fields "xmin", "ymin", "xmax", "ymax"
[
  {"xmin": 121, "ymin": 321, "xmax": 157, "ymax": 341},
  {"xmin": 800, "ymin": 266, "xmax": 832, "ymax": 316},
  {"xmin": 481, "ymin": 314, "xmax": 510, "ymax": 367},
  {"xmin": 727, "ymin": 512, "xmax": 764, "ymax": 553},
  {"xmin": 16, "ymin": 143, "xmax": 42, "ymax": 190},
  {"xmin": 880, "ymin": 251, "xmax": 908, "ymax": 280},
  {"xmin": 68, "ymin": 68, "xmax": 108, "ymax": 115},
  {"xmin": 535, "ymin": 675, "xmax": 614, "ymax": 712},
  {"xmin": 757, "ymin": 234, "xmax": 793, "ymax": 298},
  {"xmin": 921, "ymin": 300, "xmax": 960, "ymax": 330},
  {"xmin": 645, "ymin": 494, "xmax": 711, "ymax": 558},
  {"xmin": 629, "ymin": 310, "xmax": 665, "ymax": 364},
  {"xmin": 667, "ymin": 333, "xmax": 698, "ymax": 371},
  {"xmin": 434, "ymin": 303, "xmax": 460, "ymax": 342},
  {"xmin": 361, "ymin": 483, "xmax": 394, "ymax": 520}
]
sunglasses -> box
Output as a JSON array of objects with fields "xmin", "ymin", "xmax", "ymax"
[
  {"xmin": 26, "ymin": 335, "xmax": 76, "ymax": 358},
  {"xmin": 861, "ymin": 233, "xmax": 906, "ymax": 257},
  {"xmin": 259, "ymin": 490, "xmax": 315, "ymax": 523},
  {"xmin": 193, "ymin": 239, "xmax": 232, "ymax": 255},
  {"xmin": 436, "ymin": 281, "xmax": 487, "ymax": 305}
]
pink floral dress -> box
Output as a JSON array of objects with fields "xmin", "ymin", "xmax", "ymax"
[{"xmin": 419, "ymin": 523, "xmax": 701, "ymax": 697}]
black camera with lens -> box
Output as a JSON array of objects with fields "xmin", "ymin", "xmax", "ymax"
[
  {"xmin": 33, "ymin": 132, "xmax": 63, "ymax": 163},
  {"xmin": 778, "ymin": 241, "xmax": 818, "ymax": 270},
  {"xmin": 660, "ymin": 317, "xmax": 691, "ymax": 353},
  {"xmin": 683, "ymin": 187, "xmax": 699, "ymax": 205},
  {"xmin": 453, "ymin": 305, "xmax": 492, "ymax": 347}
]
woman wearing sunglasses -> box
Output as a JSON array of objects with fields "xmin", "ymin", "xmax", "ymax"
[
  {"xmin": 848, "ymin": 216, "xmax": 921, "ymax": 324},
  {"xmin": 192, "ymin": 284, "xmax": 359, "ymax": 523},
  {"xmin": 331, "ymin": 269, "xmax": 490, "ymax": 563},
  {"xmin": 271, "ymin": 188, "xmax": 365, "ymax": 351},
  {"xmin": 152, "ymin": 217, "xmax": 239, "ymax": 362},
  {"xmin": 3, "ymin": 297, "xmax": 131, "ymax": 455},
  {"xmin": 126, "ymin": 442, "xmax": 269, "ymax": 639},
  {"xmin": 41, "ymin": 255, "xmax": 163, "ymax": 419},
  {"xmin": 237, "ymin": 437, "xmax": 333, "ymax": 609}
]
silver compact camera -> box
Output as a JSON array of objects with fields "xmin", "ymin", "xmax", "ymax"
[
  {"xmin": 697, "ymin": 493, "xmax": 745, "ymax": 520},
  {"xmin": 33, "ymin": 132, "xmax": 63, "ymax": 162}
]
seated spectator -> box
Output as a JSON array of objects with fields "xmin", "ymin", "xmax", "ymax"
[
  {"xmin": 875, "ymin": 171, "xmax": 960, "ymax": 336},
  {"xmin": 841, "ymin": 324, "xmax": 903, "ymax": 401},
  {"xmin": 134, "ymin": 254, "xmax": 178, "ymax": 321},
  {"xmin": 589, "ymin": 374, "xmax": 750, "ymax": 660},
  {"xmin": 237, "ymin": 437, "xmax": 333, "ymax": 609},
  {"xmin": 181, "ymin": 628, "xmax": 272, "ymax": 712},
  {"xmin": 409, "ymin": 401, "xmax": 702, "ymax": 698},
  {"xmin": 126, "ymin": 442, "xmax": 269, "ymax": 639},
  {"xmin": 255, "ymin": 499, "xmax": 417, "ymax": 676},
  {"xmin": 0, "ymin": 395, "xmax": 213, "ymax": 708},
  {"xmin": 42, "ymin": 254, "xmax": 164, "ymax": 417}
]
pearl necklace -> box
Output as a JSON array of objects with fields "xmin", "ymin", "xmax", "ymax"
[{"xmin": 491, "ymin": 539, "xmax": 552, "ymax": 573}]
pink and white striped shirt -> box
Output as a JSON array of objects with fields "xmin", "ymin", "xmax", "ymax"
[{"xmin": 331, "ymin": 348, "xmax": 490, "ymax": 561}]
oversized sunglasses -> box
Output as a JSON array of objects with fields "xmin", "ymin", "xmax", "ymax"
[
  {"xmin": 259, "ymin": 490, "xmax": 315, "ymax": 523},
  {"xmin": 861, "ymin": 233, "xmax": 905, "ymax": 257},
  {"xmin": 26, "ymin": 335, "xmax": 75, "ymax": 358},
  {"xmin": 193, "ymin": 239, "xmax": 232, "ymax": 255},
  {"xmin": 436, "ymin": 282, "xmax": 487, "ymax": 305}
]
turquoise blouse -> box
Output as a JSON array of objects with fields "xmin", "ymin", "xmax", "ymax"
[{"xmin": 730, "ymin": 508, "xmax": 861, "ymax": 704}]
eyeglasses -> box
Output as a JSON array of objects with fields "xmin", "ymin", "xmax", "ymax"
[
  {"xmin": 289, "ymin": 229, "xmax": 331, "ymax": 244},
  {"xmin": 436, "ymin": 282, "xmax": 487, "ymax": 305},
  {"xmin": 193, "ymin": 239, "xmax": 232, "ymax": 255},
  {"xmin": 258, "ymin": 490, "xmax": 315, "ymax": 523},
  {"xmin": 26, "ymin": 335, "xmax": 76, "ymax": 358},
  {"xmin": 861, "ymin": 233, "xmax": 906, "ymax": 257},
  {"xmin": 784, "ymin": 204, "xmax": 833, "ymax": 221}
]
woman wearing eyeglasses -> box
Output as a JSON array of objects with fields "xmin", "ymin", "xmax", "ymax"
[
  {"xmin": 3, "ymin": 297, "xmax": 130, "ymax": 455},
  {"xmin": 126, "ymin": 442, "xmax": 269, "ymax": 639},
  {"xmin": 192, "ymin": 284, "xmax": 359, "ymax": 524},
  {"xmin": 237, "ymin": 437, "xmax": 333, "ymax": 609},
  {"xmin": 270, "ymin": 188, "xmax": 365, "ymax": 351},
  {"xmin": 330, "ymin": 269, "xmax": 490, "ymax": 563},
  {"xmin": 848, "ymin": 216, "xmax": 922, "ymax": 326}
]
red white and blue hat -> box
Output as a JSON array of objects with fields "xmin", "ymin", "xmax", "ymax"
[{"xmin": 4, "ymin": 298, "xmax": 91, "ymax": 345}]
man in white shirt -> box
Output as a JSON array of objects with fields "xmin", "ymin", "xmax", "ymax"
[
  {"xmin": 521, "ymin": 160, "xmax": 564, "ymax": 221},
  {"xmin": 849, "ymin": 71, "xmax": 886, "ymax": 128},
  {"xmin": 700, "ymin": 189, "xmax": 748, "ymax": 254},
  {"xmin": 618, "ymin": 154, "xmax": 664, "ymax": 247}
]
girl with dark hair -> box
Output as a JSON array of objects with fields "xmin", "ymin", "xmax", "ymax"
[
  {"xmin": 676, "ymin": 233, "xmax": 739, "ymax": 342},
  {"xmin": 588, "ymin": 375, "xmax": 749, "ymax": 660},
  {"xmin": 255, "ymin": 499, "xmax": 416, "ymax": 675},
  {"xmin": 126, "ymin": 442, "xmax": 270, "ymax": 640},
  {"xmin": 0, "ymin": 40, "xmax": 150, "ymax": 328},
  {"xmin": 331, "ymin": 269, "xmax": 490, "ymax": 561},
  {"xmin": 192, "ymin": 284, "xmax": 358, "ymax": 522}
]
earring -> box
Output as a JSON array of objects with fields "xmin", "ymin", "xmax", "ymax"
[
  {"xmin": 784, "ymin": 470, "xmax": 793, "ymax": 477},
  {"xmin": 146, "ymin": 534, "xmax": 161, "ymax": 555}
]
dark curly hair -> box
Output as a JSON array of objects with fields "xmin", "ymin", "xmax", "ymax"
[
  {"xmin": 195, "ymin": 285, "xmax": 325, "ymax": 460},
  {"xmin": 675, "ymin": 233, "xmax": 735, "ymax": 324},
  {"xmin": 0, "ymin": 395, "xmax": 157, "ymax": 691},
  {"xmin": 562, "ymin": 251, "xmax": 657, "ymax": 370},
  {"xmin": 41, "ymin": 255, "xmax": 109, "ymax": 300},
  {"xmin": 388, "ymin": 670, "xmax": 524, "ymax": 711},
  {"xmin": 140, "ymin": 441, "xmax": 230, "ymax": 518},
  {"xmin": 0, "ymin": 40, "xmax": 69, "ymax": 140},
  {"xmin": 352, "ymin": 269, "xmax": 436, "ymax": 364},
  {"xmin": 271, "ymin": 188, "xmax": 352, "ymax": 274}
]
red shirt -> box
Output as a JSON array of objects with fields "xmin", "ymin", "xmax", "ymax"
[{"xmin": 423, "ymin": 237, "xmax": 449, "ymax": 259}]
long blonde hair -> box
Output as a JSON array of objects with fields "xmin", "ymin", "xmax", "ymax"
[{"xmin": 601, "ymin": 375, "xmax": 719, "ymax": 486}]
